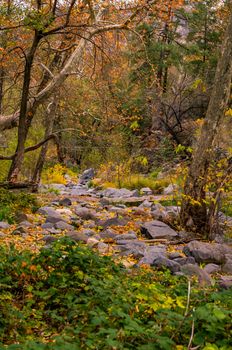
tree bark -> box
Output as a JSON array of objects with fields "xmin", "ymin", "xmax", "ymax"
[
  {"xmin": 32, "ymin": 97, "xmax": 58, "ymax": 184},
  {"xmin": 180, "ymin": 6, "xmax": 232, "ymax": 236},
  {"xmin": 7, "ymin": 31, "xmax": 41, "ymax": 182}
]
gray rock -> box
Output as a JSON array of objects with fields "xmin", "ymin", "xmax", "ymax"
[
  {"xmin": 203, "ymin": 263, "xmax": 221, "ymax": 275},
  {"xmin": 47, "ymin": 228, "xmax": 61, "ymax": 234},
  {"xmin": 74, "ymin": 207, "xmax": 97, "ymax": 221},
  {"xmin": 79, "ymin": 168, "xmax": 95, "ymax": 184},
  {"xmin": 100, "ymin": 229, "xmax": 118, "ymax": 239},
  {"xmin": 54, "ymin": 221, "xmax": 74, "ymax": 231},
  {"xmin": 0, "ymin": 221, "xmax": 10, "ymax": 229},
  {"xmin": 139, "ymin": 200, "xmax": 153, "ymax": 208},
  {"xmin": 97, "ymin": 242, "xmax": 109, "ymax": 254},
  {"xmin": 173, "ymin": 257, "xmax": 196, "ymax": 266},
  {"xmin": 18, "ymin": 220, "xmax": 33, "ymax": 228},
  {"xmin": 97, "ymin": 217, "xmax": 128, "ymax": 229},
  {"xmin": 181, "ymin": 264, "xmax": 212, "ymax": 286},
  {"xmin": 219, "ymin": 276, "xmax": 232, "ymax": 289},
  {"xmin": 87, "ymin": 237, "xmax": 99, "ymax": 247},
  {"xmin": 141, "ymin": 220, "xmax": 178, "ymax": 240},
  {"xmin": 114, "ymin": 241, "xmax": 146, "ymax": 258},
  {"xmin": 163, "ymin": 184, "xmax": 178, "ymax": 195},
  {"xmin": 83, "ymin": 220, "xmax": 96, "ymax": 229},
  {"xmin": 168, "ymin": 252, "xmax": 182, "ymax": 259},
  {"xmin": 183, "ymin": 241, "xmax": 232, "ymax": 264},
  {"xmin": 100, "ymin": 188, "xmax": 139, "ymax": 198},
  {"xmin": 46, "ymin": 214, "xmax": 66, "ymax": 224},
  {"xmin": 81, "ymin": 229, "xmax": 96, "ymax": 237},
  {"xmin": 71, "ymin": 188, "xmax": 90, "ymax": 196},
  {"xmin": 59, "ymin": 198, "xmax": 72, "ymax": 206},
  {"xmin": 42, "ymin": 235, "xmax": 57, "ymax": 244},
  {"xmin": 41, "ymin": 222, "xmax": 54, "ymax": 229},
  {"xmin": 114, "ymin": 233, "xmax": 137, "ymax": 241},
  {"xmin": 66, "ymin": 231, "xmax": 88, "ymax": 242},
  {"xmin": 222, "ymin": 255, "xmax": 232, "ymax": 274},
  {"xmin": 140, "ymin": 187, "xmax": 153, "ymax": 195},
  {"xmin": 38, "ymin": 206, "xmax": 58, "ymax": 216},
  {"xmin": 139, "ymin": 245, "xmax": 167, "ymax": 265},
  {"xmin": 152, "ymin": 256, "xmax": 181, "ymax": 273},
  {"xmin": 15, "ymin": 213, "xmax": 28, "ymax": 223}
]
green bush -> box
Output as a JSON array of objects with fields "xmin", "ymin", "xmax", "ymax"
[
  {"xmin": 0, "ymin": 189, "xmax": 38, "ymax": 223},
  {"xmin": 0, "ymin": 238, "xmax": 231, "ymax": 349}
]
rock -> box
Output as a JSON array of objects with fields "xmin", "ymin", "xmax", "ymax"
[
  {"xmin": 41, "ymin": 222, "xmax": 54, "ymax": 229},
  {"xmin": 114, "ymin": 241, "xmax": 146, "ymax": 258},
  {"xmin": 204, "ymin": 263, "xmax": 221, "ymax": 275},
  {"xmin": 14, "ymin": 213, "xmax": 28, "ymax": 223},
  {"xmin": 152, "ymin": 256, "xmax": 181, "ymax": 273},
  {"xmin": 79, "ymin": 168, "xmax": 95, "ymax": 184},
  {"xmin": 141, "ymin": 220, "xmax": 178, "ymax": 240},
  {"xmin": 56, "ymin": 208, "xmax": 73, "ymax": 216},
  {"xmin": 66, "ymin": 231, "xmax": 88, "ymax": 242},
  {"xmin": 87, "ymin": 237, "xmax": 99, "ymax": 247},
  {"xmin": 100, "ymin": 229, "xmax": 118, "ymax": 239},
  {"xmin": 140, "ymin": 187, "xmax": 153, "ymax": 195},
  {"xmin": 11, "ymin": 226, "xmax": 27, "ymax": 235},
  {"xmin": 0, "ymin": 221, "xmax": 10, "ymax": 229},
  {"xmin": 173, "ymin": 257, "xmax": 196, "ymax": 266},
  {"xmin": 42, "ymin": 235, "xmax": 57, "ymax": 244},
  {"xmin": 181, "ymin": 264, "xmax": 212, "ymax": 286},
  {"xmin": 139, "ymin": 245, "xmax": 167, "ymax": 265},
  {"xmin": 46, "ymin": 214, "xmax": 66, "ymax": 224},
  {"xmin": 74, "ymin": 207, "xmax": 97, "ymax": 221},
  {"xmin": 80, "ymin": 229, "xmax": 96, "ymax": 237},
  {"xmin": 38, "ymin": 206, "xmax": 58, "ymax": 216},
  {"xmin": 139, "ymin": 200, "xmax": 153, "ymax": 208},
  {"xmin": 219, "ymin": 276, "xmax": 232, "ymax": 289},
  {"xmin": 19, "ymin": 220, "xmax": 34, "ymax": 228},
  {"xmin": 59, "ymin": 197, "xmax": 72, "ymax": 207},
  {"xmin": 100, "ymin": 188, "xmax": 139, "ymax": 198},
  {"xmin": 222, "ymin": 255, "xmax": 232, "ymax": 274},
  {"xmin": 54, "ymin": 221, "xmax": 74, "ymax": 231},
  {"xmin": 47, "ymin": 228, "xmax": 61, "ymax": 234},
  {"xmin": 97, "ymin": 242, "xmax": 109, "ymax": 254},
  {"xmin": 168, "ymin": 252, "xmax": 183, "ymax": 259},
  {"xmin": 114, "ymin": 233, "xmax": 137, "ymax": 241},
  {"xmin": 163, "ymin": 184, "xmax": 178, "ymax": 195},
  {"xmin": 82, "ymin": 220, "xmax": 96, "ymax": 229},
  {"xmin": 71, "ymin": 188, "xmax": 90, "ymax": 196},
  {"xmin": 151, "ymin": 206, "xmax": 169, "ymax": 221},
  {"xmin": 97, "ymin": 217, "xmax": 128, "ymax": 229},
  {"xmin": 183, "ymin": 241, "xmax": 232, "ymax": 264}
]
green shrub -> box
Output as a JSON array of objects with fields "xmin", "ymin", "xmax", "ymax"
[
  {"xmin": 0, "ymin": 189, "xmax": 38, "ymax": 223},
  {"xmin": 0, "ymin": 238, "xmax": 231, "ymax": 349}
]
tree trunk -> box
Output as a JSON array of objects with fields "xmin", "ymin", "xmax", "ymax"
[
  {"xmin": 7, "ymin": 32, "xmax": 41, "ymax": 182},
  {"xmin": 32, "ymin": 97, "xmax": 58, "ymax": 184},
  {"xmin": 180, "ymin": 7, "xmax": 232, "ymax": 236}
]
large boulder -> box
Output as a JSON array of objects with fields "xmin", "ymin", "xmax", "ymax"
[
  {"xmin": 183, "ymin": 241, "xmax": 232, "ymax": 264},
  {"xmin": 180, "ymin": 264, "xmax": 212, "ymax": 286},
  {"xmin": 79, "ymin": 168, "xmax": 95, "ymax": 185},
  {"xmin": 141, "ymin": 220, "xmax": 178, "ymax": 240}
]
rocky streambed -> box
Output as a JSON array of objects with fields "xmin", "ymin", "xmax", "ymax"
[{"xmin": 1, "ymin": 169, "xmax": 232, "ymax": 289}]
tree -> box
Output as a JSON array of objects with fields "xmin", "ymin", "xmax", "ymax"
[
  {"xmin": 180, "ymin": 3, "xmax": 232, "ymax": 237},
  {"xmin": 0, "ymin": 0, "xmax": 153, "ymax": 183}
]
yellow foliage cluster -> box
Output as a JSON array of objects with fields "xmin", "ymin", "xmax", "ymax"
[{"xmin": 41, "ymin": 164, "xmax": 77, "ymax": 184}]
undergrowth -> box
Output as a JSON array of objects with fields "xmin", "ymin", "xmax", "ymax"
[
  {"xmin": 0, "ymin": 238, "xmax": 231, "ymax": 350},
  {"xmin": 0, "ymin": 189, "xmax": 38, "ymax": 223}
]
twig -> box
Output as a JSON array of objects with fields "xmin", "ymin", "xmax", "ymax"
[
  {"xmin": 187, "ymin": 317, "xmax": 195, "ymax": 350},
  {"xmin": 185, "ymin": 280, "xmax": 191, "ymax": 317}
]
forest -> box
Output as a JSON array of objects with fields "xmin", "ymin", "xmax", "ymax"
[{"xmin": 0, "ymin": 0, "xmax": 232, "ymax": 349}]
